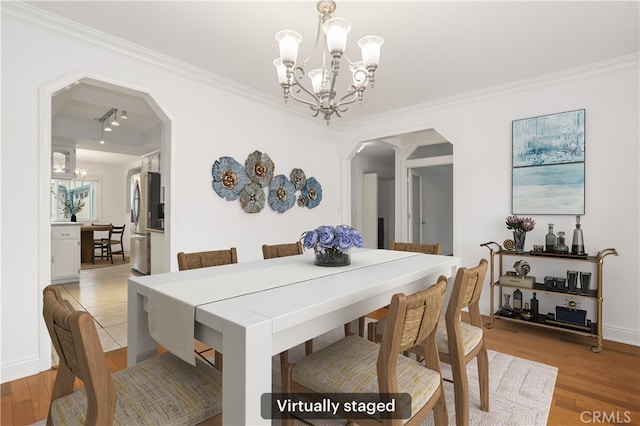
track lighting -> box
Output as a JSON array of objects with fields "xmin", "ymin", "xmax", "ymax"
[{"xmin": 96, "ymin": 107, "xmax": 126, "ymax": 143}]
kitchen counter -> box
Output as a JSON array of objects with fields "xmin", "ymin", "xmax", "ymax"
[{"xmin": 52, "ymin": 222, "xmax": 83, "ymax": 226}]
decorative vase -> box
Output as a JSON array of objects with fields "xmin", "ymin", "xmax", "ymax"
[
  {"xmin": 503, "ymin": 294, "xmax": 512, "ymax": 310},
  {"xmin": 70, "ymin": 214, "xmax": 77, "ymax": 222},
  {"xmin": 314, "ymin": 247, "xmax": 351, "ymax": 267},
  {"xmin": 513, "ymin": 230, "xmax": 526, "ymax": 253}
]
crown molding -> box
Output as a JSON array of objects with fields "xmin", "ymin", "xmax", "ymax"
[
  {"xmin": 2, "ymin": 2, "xmax": 318, "ymax": 122},
  {"xmin": 4, "ymin": 2, "xmax": 637, "ymax": 133},
  {"xmin": 340, "ymin": 53, "xmax": 640, "ymax": 132}
]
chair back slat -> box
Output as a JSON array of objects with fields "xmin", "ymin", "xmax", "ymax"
[
  {"xmin": 390, "ymin": 241, "xmax": 442, "ymax": 255},
  {"xmin": 262, "ymin": 242, "xmax": 303, "ymax": 259},
  {"xmin": 177, "ymin": 248, "xmax": 238, "ymax": 270},
  {"xmin": 377, "ymin": 278, "xmax": 447, "ymax": 393},
  {"xmin": 447, "ymin": 259, "xmax": 488, "ymax": 316},
  {"xmin": 399, "ymin": 279, "xmax": 447, "ymax": 351},
  {"xmin": 109, "ymin": 225, "xmax": 125, "ymax": 238}
]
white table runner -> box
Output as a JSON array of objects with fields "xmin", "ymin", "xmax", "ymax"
[{"xmin": 148, "ymin": 249, "xmax": 417, "ymax": 364}]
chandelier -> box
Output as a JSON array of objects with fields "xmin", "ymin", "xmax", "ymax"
[{"xmin": 273, "ymin": 1, "xmax": 383, "ymax": 125}]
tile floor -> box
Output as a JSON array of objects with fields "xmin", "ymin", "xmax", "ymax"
[{"xmin": 57, "ymin": 261, "xmax": 142, "ymax": 352}]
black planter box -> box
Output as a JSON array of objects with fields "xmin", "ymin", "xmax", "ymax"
[{"xmin": 555, "ymin": 306, "xmax": 587, "ymax": 326}]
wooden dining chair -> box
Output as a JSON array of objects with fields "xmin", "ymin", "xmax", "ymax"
[
  {"xmin": 390, "ymin": 241, "xmax": 442, "ymax": 255},
  {"xmin": 105, "ymin": 225, "xmax": 126, "ymax": 263},
  {"xmin": 43, "ymin": 285, "xmax": 222, "ymax": 426},
  {"xmin": 177, "ymin": 247, "xmax": 238, "ymax": 372},
  {"xmin": 261, "ymin": 241, "xmax": 303, "ymax": 259},
  {"xmin": 283, "ymin": 278, "xmax": 449, "ymax": 426},
  {"xmin": 368, "ymin": 259, "xmax": 489, "ymax": 426},
  {"xmin": 91, "ymin": 223, "xmax": 111, "ymax": 264},
  {"xmin": 177, "ymin": 247, "xmax": 238, "ymax": 270}
]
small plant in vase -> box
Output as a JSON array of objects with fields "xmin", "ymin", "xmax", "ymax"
[
  {"xmin": 301, "ymin": 225, "xmax": 363, "ymax": 267},
  {"xmin": 53, "ymin": 190, "xmax": 85, "ymax": 222},
  {"xmin": 505, "ymin": 215, "xmax": 535, "ymax": 253}
]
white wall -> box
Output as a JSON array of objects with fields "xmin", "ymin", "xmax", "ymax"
[
  {"xmin": 339, "ymin": 57, "xmax": 640, "ymax": 346},
  {"xmin": 1, "ymin": 10, "xmax": 342, "ymax": 382}
]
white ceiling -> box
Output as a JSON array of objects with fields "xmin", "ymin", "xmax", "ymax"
[{"xmin": 27, "ymin": 1, "xmax": 639, "ymax": 161}]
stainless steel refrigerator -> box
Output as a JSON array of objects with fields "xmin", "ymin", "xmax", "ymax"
[{"xmin": 130, "ymin": 171, "xmax": 161, "ymax": 274}]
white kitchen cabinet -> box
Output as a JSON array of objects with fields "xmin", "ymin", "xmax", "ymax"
[
  {"xmin": 51, "ymin": 141, "xmax": 76, "ymax": 179},
  {"xmin": 51, "ymin": 224, "xmax": 81, "ymax": 284}
]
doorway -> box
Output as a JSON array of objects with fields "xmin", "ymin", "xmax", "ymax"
[
  {"xmin": 351, "ymin": 141, "xmax": 396, "ymax": 249},
  {"xmin": 50, "ymin": 77, "xmax": 169, "ymax": 262},
  {"xmin": 405, "ymin": 139, "xmax": 454, "ymax": 255},
  {"xmin": 350, "ymin": 129, "xmax": 454, "ymax": 254},
  {"xmin": 40, "ymin": 72, "xmax": 173, "ymax": 369}
]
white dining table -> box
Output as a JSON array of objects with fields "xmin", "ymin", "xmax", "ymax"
[{"xmin": 127, "ymin": 248, "xmax": 460, "ymax": 425}]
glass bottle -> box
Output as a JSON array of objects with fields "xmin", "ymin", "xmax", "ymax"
[
  {"xmin": 545, "ymin": 224, "xmax": 556, "ymax": 253},
  {"xmin": 571, "ymin": 215, "xmax": 585, "ymax": 255},
  {"xmin": 554, "ymin": 231, "xmax": 569, "ymax": 254},
  {"xmin": 513, "ymin": 288, "xmax": 522, "ymax": 311},
  {"xmin": 503, "ymin": 294, "xmax": 512, "ymax": 310},
  {"xmin": 530, "ymin": 292, "xmax": 539, "ymax": 319}
]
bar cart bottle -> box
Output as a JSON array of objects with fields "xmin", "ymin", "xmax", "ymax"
[
  {"xmin": 571, "ymin": 216, "xmax": 585, "ymax": 255},
  {"xmin": 530, "ymin": 292, "xmax": 539, "ymax": 318},
  {"xmin": 513, "ymin": 288, "xmax": 523, "ymax": 311},
  {"xmin": 554, "ymin": 231, "xmax": 569, "ymax": 254},
  {"xmin": 545, "ymin": 224, "xmax": 556, "ymax": 253}
]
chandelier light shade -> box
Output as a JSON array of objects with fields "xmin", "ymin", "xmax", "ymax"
[
  {"xmin": 358, "ymin": 35, "xmax": 384, "ymax": 69},
  {"xmin": 274, "ymin": 0, "xmax": 383, "ymax": 124},
  {"xmin": 276, "ymin": 30, "xmax": 302, "ymax": 66},
  {"xmin": 323, "ymin": 18, "xmax": 350, "ymax": 55}
]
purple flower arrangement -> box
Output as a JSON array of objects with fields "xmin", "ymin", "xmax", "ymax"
[{"xmin": 302, "ymin": 225, "xmax": 363, "ymax": 255}]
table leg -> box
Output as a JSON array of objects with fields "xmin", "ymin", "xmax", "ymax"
[
  {"xmin": 127, "ymin": 283, "xmax": 157, "ymax": 366},
  {"xmin": 221, "ymin": 313, "xmax": 272, "ymax": 425},
  {"xmin": 80, "ymin": 230, "xmax": 94, "ymax": 263}
]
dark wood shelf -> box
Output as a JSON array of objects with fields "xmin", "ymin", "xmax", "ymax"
[
  {"xmin": 495, "ymin": 281, "xmax": 597, "ymax": 299},
  {"xmin": 493, "ymin": 313, "xmax": 597, "ymax": 336},
  {"xmin": 498, "ymin": 250, "xmax": 596, "ymax": 262}
]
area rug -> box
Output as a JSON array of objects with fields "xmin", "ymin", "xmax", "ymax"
[
  {"xmin": 80, "ymin": 256, "xmax": 129, "ymax": 270},
  {"xmin": 271, "ymin": 326, "xmax": 558, "ymax": 426},
  {"xmin": 34, "ymin": 326, "xmax": 557, "ymax": 426}
]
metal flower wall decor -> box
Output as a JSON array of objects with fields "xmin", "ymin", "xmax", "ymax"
[
  {"xmin": 268, "ymin": 174, "xmax": 296, "ymax": 213},
  {"xmin": 211, "ymin": 150, "xmax": 323, "ymax": 214},
  {"xmin": 211, "ymin": 156, "xmax": 249, "ymax": 201}
]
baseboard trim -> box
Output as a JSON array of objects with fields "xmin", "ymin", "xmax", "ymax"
[{"xmin": 0, "ymin": 355, "xmax": 41, "ymax": 384}]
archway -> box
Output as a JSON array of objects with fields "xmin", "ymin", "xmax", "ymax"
[
  {"xmin": 39, "ymin": 71, "xmax": 173, "ymax": 370},
  {"xmin": 348, "ymin": 128, "xmax": 454, "ymax": 254}
]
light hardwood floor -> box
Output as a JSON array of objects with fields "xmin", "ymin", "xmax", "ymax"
[{"xmin": 2, "ymin": 310, "xmax": 639, "ymax": 425}]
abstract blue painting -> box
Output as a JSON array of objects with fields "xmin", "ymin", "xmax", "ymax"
[{"xmin": 512, "ymin": 109, "xmax": 585, "ymax": 214}]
